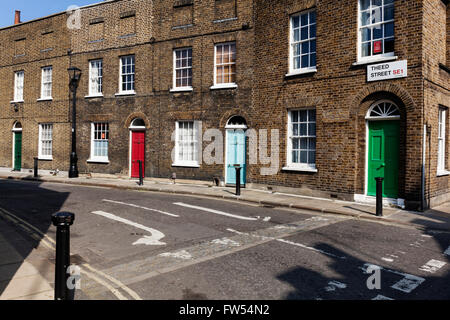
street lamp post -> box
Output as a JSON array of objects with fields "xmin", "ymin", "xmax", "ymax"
[{"xmin": 68, "ymin": 67, "xmax": 81, "ymax": 178}]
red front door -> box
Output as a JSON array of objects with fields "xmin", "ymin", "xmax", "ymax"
[{"xmin": 131, "ymin": 131, "xmax": 145, "ymax": 178}]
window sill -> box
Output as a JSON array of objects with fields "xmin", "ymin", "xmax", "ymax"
[
  {"xmin": 85, "ymin": 94, "xmax": 104, "ymax": 99},
  {"xmin": 172, "ymin": 163, "xmax": 200, "ymax": 168},
  {"xmin": 285, "ymin": 68, "xmax": 317, "ymax": 77},
  {"xmin": 87, "ymin": 159, "xmax": 110, "ymax": 164},
  {"xmin": 38, "ymin": 157, "xmax": 53, "ymax": 161},
  {"xmin": 282, "ymin": 166, "xmax": 318, "ymax": 173},
  {"xmin": 10, "ymin": 100, "xmax": 24, "ymax": 104},
  {"xmin": 352, "ymin": 55, "xmax": 398, "ymax": 66},
  {"xmin": 170, "ymin": 87, "xmax": 193, "ymax": 93},
  {"xmin": 37, "ymin": 98, "xmax": 53, "ymax": 102},
  {"xmin": 437, "ymin": 170, "xmax": 450, "ymax": 177},
  {"xmin": 210, "ymin": 84, "xmax": 238, "ymax": 90},
  {"xmin": 115, "ymin": 91, "xmax": 136, "ymax": 97}
]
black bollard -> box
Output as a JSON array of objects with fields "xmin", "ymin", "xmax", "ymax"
[
  {"xmin": 235, "ymin": 166, "xmax": 241, "ymax": 196},
  {"xmin": 138, "ymin": 160, "xmax": 143, "ymax": 186},
  {"xmin": 375, "ymin": 177, "xmax": 384, "ymax": 217},
  {"xmin": 34, "ymin": 157, "xmax": 38, "ymax": 178},
  {"xmin": 51, "ymin": 212, "xmax": 75, "ymax": 300}
]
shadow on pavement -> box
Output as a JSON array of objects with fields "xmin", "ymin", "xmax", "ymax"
[{"xmin": 0, "ymin": 179, "xmax": 71, "ymax": 298}]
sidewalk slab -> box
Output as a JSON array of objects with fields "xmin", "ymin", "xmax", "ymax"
[{"xmin": 0, "ymin": 219, "xmax": 54, "ymax": 300}]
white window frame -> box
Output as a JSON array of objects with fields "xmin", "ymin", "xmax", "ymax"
[
  {"xmin": 172, "ymin": 48, "xmax": 193, "ymax": 92},
  {"xmin": 211, "ymin": 42, "xmax": 237, "ymax": 89},
  {"xmin": 438, "ymin": 108, "xmax": 448, "ymax": 175},
  {"xmin": 288, "ymin": 9, "xmax": 317, "ymax": 75},
  {"xmin": 173, "ymin": 121, "xmax": 201, "ymax": 167},
  {"xmin": 39, "ymin": 67, "xmax": 53, "ymax": 101},
  {"xmin": 88, "ymin": 59, "xmax": 103, "ymax": 97},
  {"xmin": 13, "ymin": 71, "xmax": 24, "ymax": 102},
  {"xmin": 283, "ymin": 109, "xmax": 318, "ymax": 172},
  {"xmin": 117, "ymin": 55, "xmax": 135, "ymax": 95},
  {"xmin": 88, "ymin": 122, "xmax": 110, "ymax": 163},
  {"xmin": 38, "ymin": 123, "xmax": 53, "ymax": 160},
  {"xmin": 357, "ymin": 0, "xmax": 396, "ymax": 63}
]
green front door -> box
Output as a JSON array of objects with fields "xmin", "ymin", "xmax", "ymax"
[
  {"xmin": 14, "ymin": 132, "xmax": 22, "ymax": 171},
  {"xmin": 368, "ymin": 120, "xmax": 399, "ymax": 198}
]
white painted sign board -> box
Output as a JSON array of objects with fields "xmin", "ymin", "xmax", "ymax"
[{"xmin": 367, "ymin": 60, "xmax": 407, "ymax": 82}]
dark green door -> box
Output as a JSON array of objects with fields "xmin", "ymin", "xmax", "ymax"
[
  {"xmin": 368, "ymin": 121, "xmax": 399, "ymax": 198},
  {"xmin": 14, "ymin": 132, "xmax": 22, "ymax": 171}
]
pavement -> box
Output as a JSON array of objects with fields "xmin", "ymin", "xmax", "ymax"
[
  {"xmin": 1, "ymin": 167, "xmax": 450, "ymax": 300},
  {"xmin": 0, "ymin": 217, "xmax": 54, "ymax": 300}
]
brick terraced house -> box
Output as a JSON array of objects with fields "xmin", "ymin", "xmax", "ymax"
[{"xmin": 0, "ymin": 0, "xmax": 448, "ymax": 210}]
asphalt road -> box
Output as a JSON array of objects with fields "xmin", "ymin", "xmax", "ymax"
[{"xmin": 1, "ymin": 179, "xmax": 449, "ymax": 300}]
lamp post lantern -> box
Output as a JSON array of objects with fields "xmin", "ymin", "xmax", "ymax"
[{"xmin": 68, "ymin": 67, "xmax": 81, "ymax": 178}]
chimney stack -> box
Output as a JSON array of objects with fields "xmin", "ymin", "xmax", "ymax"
[{"xmin": 14, "ymin": 11, "xmax": 21, "ymax": 25}]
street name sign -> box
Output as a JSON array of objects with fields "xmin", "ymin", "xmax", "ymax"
[{"xmin": 367, "ymin": 60, "xmax": 407, "ymax": 82}]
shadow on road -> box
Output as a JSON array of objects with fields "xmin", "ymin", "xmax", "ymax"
[
  {"xmin": 277, "ymin": 241, "xmax": 450, "ymax": 300},
  {"xmin": 0, "ymin": 179, "xmax": 71, "ymax": 298}
]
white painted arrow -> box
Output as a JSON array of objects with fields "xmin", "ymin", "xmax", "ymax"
[{"xmin": 91, "ymin": 211, "xmax": 166, "ymax": 246}]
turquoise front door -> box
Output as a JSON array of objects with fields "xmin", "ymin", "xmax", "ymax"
[{"xmin": 226, "ymin": 129, "xmax": 246, "ymax": 185}]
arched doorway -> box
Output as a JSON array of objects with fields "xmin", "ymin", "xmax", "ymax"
[
  {"xmin": 225, "ymin": 116, "xmax": 247, "ymax": 186},
  {"xmin": 365, "ymin": 100, "xmax": 400, "ymax": 198},
  {"xmin": 12, "ymin": 122, "xmax": 23, "ymax": 171},
  {"xmin": 129, "ymin": 118, "xmax": 146, "ymax": 178}
]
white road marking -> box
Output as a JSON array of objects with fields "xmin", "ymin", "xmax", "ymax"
[
  {"xmin": 227, "ymin": 228, "xmax": 347, "ymax": 260},
  {"xmin": 103, "ymin": 199, "xmax": 179, "ymax": 218},
  {"xmin": 324, "ymin": 281, "xmax": 347, "ymax": 292},
  {"xmin": 159, "ymin": 250, "xmax": 192, "ymax": 260},
  {"xmin": 211, "ymin": 238, "xmax": 241, "ymax": 247},
  {"xmin": 372, "ymin": 295, "xmax": 394, "ymax": 300},
  {"xmin": 444, "ymin": 246, "xmax": 450, "ymax": 256},
  {"xmin": 91, "ymin": 211, "xmax": 166, "ymax": 246},
  {"xmin": 361, "ymin": 263, "xmax": 425, "ymax": 293},
  {"xmin": 421, "ymin": 234, "xmax": 433, "ymax": 238},
  {"xmin": 382, "ymin": 257, "xmax": 394, "ymax": 262},
  {"xmin": 173, "ymin": 202, "xmax": 268, "ymax": 221},
  {"xmin": 419, "ymin": 259, "xmax": 446, "ymax": 273}
]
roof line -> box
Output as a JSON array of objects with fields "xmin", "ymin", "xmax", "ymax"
[{"xmin": 0, "ymin": 0, "xmax": 120, "ymax": 31}]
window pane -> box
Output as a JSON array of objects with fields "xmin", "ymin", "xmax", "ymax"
[
  {"xmin": 384, "ymin": 4, "xmax": 394, "ymax": 20},
  {"xmin": 310, "ymin": 40, "xmax": 316, "ymax": 53},
  {"xmin": 308, "ymin": 151, "xmax": 316, "ymax": 164},
  {"xmin": 384, "ymin": 22, "xmax": 394, "ymax": 38},
  {"xmin": 309, "ymin": 24, "xmax": 316, "ymax": 38},
  {"xmin": 372, "ymin": 0, "xmax": 382, "ymax": 7},
  {"xmin": 310, "ymin": 53, "xmax": 316, "ymax": 67},
  {"xmin": 373, "ymin": 25, "xmax": 382, "ymax": 39},
  {"xmin": 292, "ymin": 16, "xmax": 299, "ymax": 29},
  {"xmin": 300, "ymin": 151, "xmax": 308, "ymax": 163},
  {"xmin": 301, "ymin": 42, "xmax": 309, "ymax": 54},
  {"xmin": 292, "ymin": 111, "xmax": 299, "ymax": 122},
  {"xmin": 292, "ymin": 150, "xmax": 298, "ymax": 163},
  {"xmin": 371, "ymin": 7, "xmax": 382, "ymax": 24},
  {"xmin": 361, "ymin": 0, "xmax": 370, "ymax": 10},
  {"xmin": 361, "ymin": 11, "xmax": 370, "ymax": 26},
  {"xmin": 300, "ymin": 110, "xmax": 308, "ymax": 122},
  {"xmin": 301, "ymin": 27, "xmax": 308, "ymax": 40},
  {"xmin": 362, "ymin": 42, "xmax": 371, "ymax": 57},
  {"xmin": 362, "ymin": 27, "xmax": 371, "ymax": 42},
  {"xmin": 293, "ymin": 29, "xmax": 300, "ymax": 42},
  {"xmin": 301, "ymin": 55, "xmax": 308, "ymax": 68},
  {"xmin": 384, "ymin": 38, "xmax": 394, "ymax": 53},
  {"xmin": 309, "ymin": 11, "xmax": 316, "ymax": 24},
  {"xmin": 300, "ymin": 138, "xmax": 308, "ymax": 149},
  {"xmin": 301, "ymin": 14, "xmax": 308, "ymax": 26},
  {"xmin": 300, "ymin": 123, "xmax": 307, "ymax": 136}
]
